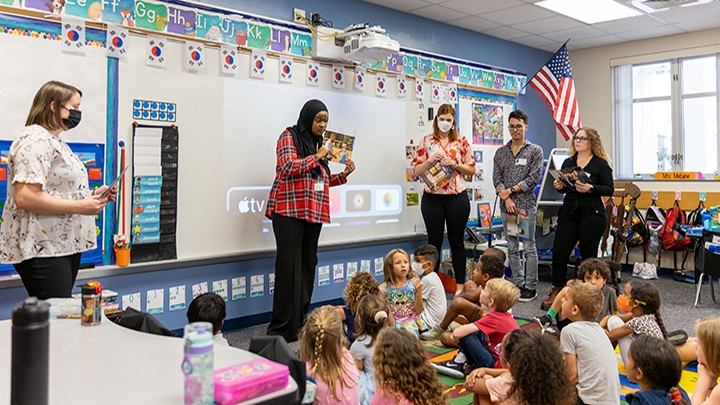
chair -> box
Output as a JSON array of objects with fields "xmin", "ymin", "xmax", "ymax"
[{"xmin": 693, "ymin": 230, "xmax": 720, "ymax": 307}]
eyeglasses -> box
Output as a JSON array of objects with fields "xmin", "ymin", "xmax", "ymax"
[
  {"xmin": 573, "ymin": 136, "xmax": 589, "ymax": 142},
  {"xmin": 494, "ymin": 343, "xmax": 508, "ymax": 363},
  {"xmin": 508, "ymin": 125, "xmax": 525, "ymax": 131}
]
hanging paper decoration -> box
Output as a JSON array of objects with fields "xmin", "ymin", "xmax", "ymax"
[
  {"xmin": 431, "ymin": 83, "xmax": 441, "ymax": 104},
  {"xmin": 441, "ymin": 85, "xmax": 449, "ymax": 104},
  {"xmin": 306, "ymin": 62, "xmax": 320, "ymax": 86},
  {"xmin": 332, "ymin": 64, "xmax": 345, "ymax": 89},
  {"xmin": 185, "ymin": 41, "xmax": 204, "ymax": 71},
  {"xmin": 106, "ymin": 24, "xmax": 128, "ymax": 59},
  {"xmin": 279, "ymin": 56, "xmax": 293, "ymax": 83},
  {"xmin": 251, "ymin": 50, "xmax": 266, "ymax": 79},
  {"xmin": 397, "ymin": 75, "xmax": 407, "ymax": 98},
  {"xmin": 221, "ymin": 45, "xmax": 238, "ymax": 74},
  {"xmin": 61, "ymin": 17, "xmax": 85, "ymax": 53},
  {"xmin": 415, "ymin": 78, "xmax": 424, "ymax": 100},
  {"xmin": 449, "ymin": 85, "xmax": 458, "ymax": 104},
  {"xmin": 376, "ymin": 73, "xmax": 387, "ymax": 97},
  {"xmin": 145, "ymin": 36, "xmax": 167, "ymax": 67},
  {"xmin": 355, "ymin": 67, "xmax": 366, "ymax": 90}
]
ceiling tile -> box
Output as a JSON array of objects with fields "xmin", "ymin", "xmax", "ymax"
[
  {"xmin": 442, "ymin": 0, "xmax": 524, "ymax": 14},
  {"xmin": 361, "ymin": 0, "xmax": 432, "ymax": 12},
  {"xmin": 479, "ymin": 4, "xmax": 557, "ymax": 25},
  {"xmin": 511, "ymin": 35, "xmax": 559, "ymax": 47},
  {"xmin": 565, "ymin": 35, "xmax": 626, "ymax": 50},
  {"xmin": 482, "ymin": 25, "xmax": 534, "ymax": 40},
  {"xmin": 536, "ymin": 42, "xmax": 566, "ymax": 52},
  {"xmin": 617, "ymin": 24, "xmax": 685, "ymax": 41},
  {"xmin": 410, "ymin": 4, "xmax": 468, "ymax": 22},
  {"xmin": 513, "ymin": 15, "xmax": 585, "ymax": 34},
  {"xmin": 448, "ymin": 16, "xmax": 502, "ymax": 31},
  {"xmin": 652, "ymin": 1, "xmax": 720, "ymax": 23},
  {"xmin": 673, "ymin": 15, "xmax": 720, "ymax": 31},
  {"xmin": 591, "ymin": 15, "xmax": 666, "ymax": 34},
  {"xmin": 542, "ymin": 25, "xmax": 609, "ymax": 42}
]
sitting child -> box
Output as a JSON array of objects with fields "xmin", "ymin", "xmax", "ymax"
[
  {"xmin": 433, "ymin": 278, "xmax": 520, "ymax": 379},
  {"xmin": 351, "ymin": 294, "xmax": 391, "ymax": 405},
  {"xmin": 534, "ymin": 258, "xmax": 619, "ymax": 332},
  {"xmin": 371, "ymin": 328, "xmax": 445, "ymax": 405},
  {"xmin": 299, "ymin": 306, "xmax": 359, "ymax": 404},
  {"xmin": 624, "ymin": 335, "xmax": 690, "ymax": 405},
  {"xmin": 422, "ymin": 251, "xmax": 506, "ymax": 345},
  {"xmin": 412, "ymin": 244, "xmax": 447, "ymax": 340},
  {"xmin": 332, "ymin": 272, "xmax": 380, "ymax": 345},
  {"xmin": 379, "ymin": 248, "xmax": 423, "ymax": 338},
  {"xmin": 186, "ymin": 292, "xmax": 228, "ymax": 346},
  {"xmin": 560, "ymin": 282, "xmax": 621, "ymax": 405},
  {"xmin": 692, "ymin": 317, "xmax": 720, "ymax": 405},
  {"xmin": 464, "ymin": 329, "xmax": 577, "ymax": 405}
]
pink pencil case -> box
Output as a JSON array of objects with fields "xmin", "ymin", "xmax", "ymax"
[{"xmin": 214, "ymin": 358, "xmax": 289, "ymax": 405}]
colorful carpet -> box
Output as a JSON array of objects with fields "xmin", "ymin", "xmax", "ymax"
[{"xmin": 423, "ymin": 318, "xmax": 699, "ymax": 405}]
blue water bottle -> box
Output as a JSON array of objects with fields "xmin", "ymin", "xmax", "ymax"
[{"xmin": 182, "ymin": 322, "xmax": 214, "ymax": 405}]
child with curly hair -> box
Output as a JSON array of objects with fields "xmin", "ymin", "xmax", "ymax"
[
  {"xmin": 332, "ymin": 272, "xmax": 381, "ymax": 345},
  {"xmin": 351, "ymin": 294, "xmax": 391, "ymax": 405},
  {"xmin": 372, "ymin": 328, "xmax": 445, "ymax": 405},
  {"xmin": 379, "ymin": 249, "xmax": 423, "ymax": 338},
  {"xmin": 624, "ymin": 335, "xmax": 690, "ymax": 405},
  {"xmin": 298, "ymin": 306, "xmax": 359, "ymax": 404},
  {"xmin": 534, "ymin": 258, "xmax": 619, "ymax": 332},
  {"xmin": 465, "ymin": 329, "xmax": 577, "ymax": 405},
  {"xmin": 691, "ymin": 317, "xmax": 720, "ymax": 405}
]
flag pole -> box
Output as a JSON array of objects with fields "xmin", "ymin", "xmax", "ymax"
[{"xmin": 520, "ymin": 38, "xmax": 572, "ymax": 93}]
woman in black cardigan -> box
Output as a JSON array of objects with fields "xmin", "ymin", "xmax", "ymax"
[{"xmin": 541, "ymin": 127, "xmax": 614, "ymax": 308}]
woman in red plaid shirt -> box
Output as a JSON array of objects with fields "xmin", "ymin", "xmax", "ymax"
[{"xmin": 265, "ymin": 99, "xmax": 356, "ymax": 342}]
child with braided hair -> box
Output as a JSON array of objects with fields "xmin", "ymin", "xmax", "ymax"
[
  {"xmin": 372, "ymin": 328, "xmax": 446, "ymax": 405},
  {"xmin": 351, "ymin": 294, "xmax": 392, "ymax": 405},
  {"xmin": 298, "ymin": 306, "xmax": 359, "ymax": 404}
]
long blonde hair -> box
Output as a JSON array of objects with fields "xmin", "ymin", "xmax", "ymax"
[
  {"xmin": 569, "ymin": 127, "xmax": 610, "ymax": 163},
  {"xmin": 373, "ymin": 328, "xmax": 446, "ymax": 405},
  {"xmin": 26, "ymin": 81, "xmax": 82, "ymax": 132},
  {"xmin": 298, "ymin": 307, "xmax": 355, "ymax": 402},
  {"xmin": 697, "ymin": 317, "xmax": 720, "ymax": 376},
  {"xmin": 382, "ymin": 249, "xmax": 414, "ymax": 287}
]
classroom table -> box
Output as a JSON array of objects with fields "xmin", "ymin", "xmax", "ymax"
[{"xmin": 0, "ymin": 315, "xmax": 298, "ymax": 404}]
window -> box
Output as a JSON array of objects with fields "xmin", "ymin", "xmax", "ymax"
[{"xmin": 612, "ymin": 54, "xmax": 719, "ymax": 178}]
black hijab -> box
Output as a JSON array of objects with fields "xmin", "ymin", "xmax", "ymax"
[{"xmin": 288, "ymin": 99, "xmax": 330, "ymax": 179}]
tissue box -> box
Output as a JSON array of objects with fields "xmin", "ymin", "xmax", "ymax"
[{"xmin": 214, "ymin": 359, "xmax": 289, "ymax": 405}]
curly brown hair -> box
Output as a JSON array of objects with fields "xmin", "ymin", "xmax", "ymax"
[
  {"xmin": 507, "ymin": 331, "xmax": 577, "ymax": 405},
  {"xmin": 577, "ymin": 258, "xmax": 619, "ymax": 295},
  {"xmin": 344, "ymin": 272, "xmax": 380, "ymax": 315},
  {"xmin": 373, "ymin": 328, "xmax": 445, "ymax": 405},
  {"xmin": 354, "ymin": 294, "xmax": 390, "ymax": 346},
  {"xmin": 298, "ymin": 307, "xmax": 355, "ymax": 402},
  {"xmin": 569, "ymin": 127, "xmax": 610, "ymax": 164}
]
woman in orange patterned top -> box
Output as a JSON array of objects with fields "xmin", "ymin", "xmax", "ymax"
[{"xmin": 413, "ymin": 103, "xmax": 475, "ymax": 291}]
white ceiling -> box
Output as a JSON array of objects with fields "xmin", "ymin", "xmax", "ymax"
[{"xmin": 361, "ymin": 0, "xmax": 720, "ymax": 51}]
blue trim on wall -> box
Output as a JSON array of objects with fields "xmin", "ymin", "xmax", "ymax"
[{"xmin": 104, "ymin": 57, "xmax": 119, "ymax": 265}]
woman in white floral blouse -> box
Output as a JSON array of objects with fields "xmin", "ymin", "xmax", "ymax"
[{"xmin": 0, "ymin": 81, "xmax": 117, "ymax": 299}]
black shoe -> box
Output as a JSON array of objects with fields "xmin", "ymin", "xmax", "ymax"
[
  {"xmin": 431, "ymin": 359, "xmax": 466, "ymax": 379},
  {"xmin": 533, "ymin": 314, "xmax": 553, "ymax": 329},
  {"xmin": 668, "ymin": 330, "xmax": 689, "ymax": 346},
  {"xmin": 518, "ymin": 288, "xmax": 537, "ymax": 302}
]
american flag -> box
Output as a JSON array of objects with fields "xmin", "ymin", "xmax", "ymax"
[{"xmin": 528, "ymin": 45, "xmax": 580, "ymax": 141}]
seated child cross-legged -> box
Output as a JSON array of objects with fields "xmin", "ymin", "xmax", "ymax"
[
  {"xmin": 186, "ymin": 292, "xmax": 229, "ymax": 346},
  {"xmin": 412, "ymin": 244, "xmax": 447, "ymax": 341},
  {"xmin": 331, "ymin": 272, "xmax": 380, "ymax": 346},
  {"xmin": 560, "ymin": 282, "xmax": 621, "ymax": 405},
  {"xmin": 534, "ymin": 258, "xmax": 619, "ymax": 333},
  {"xmin": 433, "ymin": 278, "xmax": 520, "ymax": 379},
  {"xmin": 422, "ymin": 250, "xmax": 505, "ymax": 344},
  {"xmin": 624, "ymin": 335, "xmax": 691, "ymax": 405},
  {"xmin": 464, "ymin": 329, "xmax": 577, "ymax": 405},
  {"xmin": 379, "ymin": 248, "xmax": 423, "ymax": 338},
  {"xmin": 371, "ymin": 328, "xmax": 446, "ymax": 405},
  {"xmin": 350, "ymin": 294, "xmax": 391, "ymax": 405}
]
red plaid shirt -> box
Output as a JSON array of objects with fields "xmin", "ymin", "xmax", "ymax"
[{"xmin": 265, "ymin": 130, "xmax": 347, "ymax": 223}]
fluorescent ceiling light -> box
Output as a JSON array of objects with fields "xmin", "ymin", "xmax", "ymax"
[{"xmin": 535, "ymin": 0, "xmax": 642, "ymax": 24}]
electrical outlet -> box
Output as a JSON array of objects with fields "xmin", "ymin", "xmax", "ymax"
[{"xmin": 293, "ymin": 8, "xmax": 305, "ymax": 24}]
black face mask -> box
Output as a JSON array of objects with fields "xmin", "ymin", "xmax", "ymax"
[{"xmin": 62, "ymin": 109, "xmax": 82, "ymax": 130}]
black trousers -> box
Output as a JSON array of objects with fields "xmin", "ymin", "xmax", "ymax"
[
  {"xmin": 267, "ymin": 213, "xmax": 323, "ymax": 343},
  {"xmin": 14, "ymin": 253, "xmax": 82, "ymax": 299},
  {"xmin": 551, "ymin": 207, "xmax": 607, "ymax": 288},
  {"xmin": 421, "ymin": 190, "xmax": 471, "ymax": 284}
]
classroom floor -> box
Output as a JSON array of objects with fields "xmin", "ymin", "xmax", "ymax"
[{"xmin": 224, "ymin": 271, "xmax": 720, "ymax": 350}]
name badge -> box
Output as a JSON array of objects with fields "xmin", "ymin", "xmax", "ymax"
[
  {"xmin": 314, "ymin": 182, "xmax": 324, "ymax": 191},
  {"xmin": 428, "ymin": 144, "xmax": 439, "ymax": 153},
  {"xmin": 516, "ymin": 158, "xmax": 527, "ymax": 166}
]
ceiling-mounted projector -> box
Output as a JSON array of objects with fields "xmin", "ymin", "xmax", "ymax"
[{"xmin": 311, "ymin": 23, "xmax": 400, "ymax": 64}]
